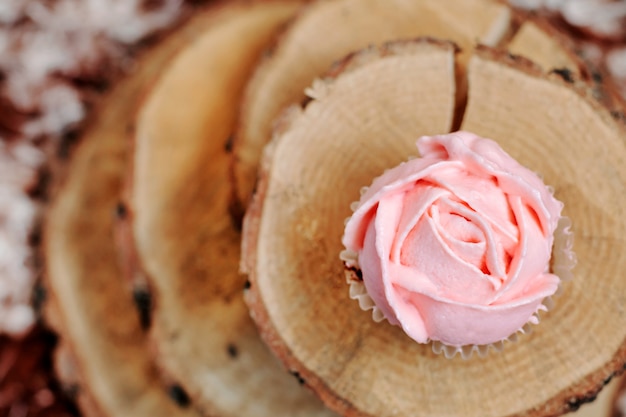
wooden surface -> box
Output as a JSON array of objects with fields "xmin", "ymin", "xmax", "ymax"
[
  {"xmin": 243, "ymin": 37, "xmax": 626, "ymax": 416},
  {"xmin": 231, "ymin": 0, "xmax": 512, "ymax": 211},
  {"xmin": 31, "ymin": 0, "xmax": 626, "ymax": 416},
  {"xmin": 40, "ymin": 5, "xmax": 235, "ymax": 417},
  {"xmin": 127, "ymin": 2, "xmax": 337, "ymax": 416}
]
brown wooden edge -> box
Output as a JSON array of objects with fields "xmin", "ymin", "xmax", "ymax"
[
  {"xmin": 509, "ymin": 10, "xmax": 590, "ymax": 78},
  {"xmin": 474, "ymin": 44, "xmax": 626, "ymax": 129},
  {"xmin": 610, "ymin": 376, "xmax": 626, "ymax": 417},
  {"xmin": 508, "ymin": 7, "xmax": 626, "ymax": 112},
  {"xmin": 39, "ymin": 273, "xmax": 108, "ymax": 417},
  {"xmin": 227, "ymin": 0, "xmax": 311, "ymax": 227}
]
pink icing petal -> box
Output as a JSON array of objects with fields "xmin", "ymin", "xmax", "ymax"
[
  {"xmin": 427, "ymin": 165, "xmax": 519, "ymax": 249},
  {"xmin": 342, "ymin": 159, "xmax": 459, "ymax": 250},
  {"xmin": 360, "ymin": 217, "xmax": 400, "ymax": 325},
  {"xmin": 389, "ymin": 183, "xmax": 450, "ymax": 263},
  {"xmin": 437, "ymin": 198, "xmax": 508, "ymax": 285},
  {"xmin": 495, "ymin": 196, "xmax": 557, "ymax": 303},
  {"xmin": 398, "ymin": 208, "xmax": 497, "ymax": 303},
  {"xmin": 374, "ymin": 194, "xmax": 406, "ymax": 296},
  {"xmin": 400, "ymin": 289, "xmax": 546, "ymax": 346},
  {"xmin": 432, "ymin": 205, "xmax": 487, "ymax": 268},
  {"xmin": 419, "ymin": 132, "xmax": 562, "ymax": 236},
  {"xmin": 385, "ymin": 262, "xmax": 433, "ymax": 342},
  {"xmin": 361, "ymin": 192, "xmax": 408, "ymax": 326},
  {"xmin": 372, "ymin": 197, "xmax": 438, "ymax": 333}
]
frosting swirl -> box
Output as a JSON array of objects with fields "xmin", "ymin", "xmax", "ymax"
[{"xmin": 342, "ymin": 131, "xmax": 564, "ymax": 347}]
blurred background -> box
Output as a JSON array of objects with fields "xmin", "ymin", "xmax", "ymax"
[{"xmin": 0, "ymin": 0, "xmax": 624, "ymax": 416}]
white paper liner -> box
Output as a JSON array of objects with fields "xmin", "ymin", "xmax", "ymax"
[{"xmin": 341, "ymin": 215, "xmax": 576, "ymax": 359}]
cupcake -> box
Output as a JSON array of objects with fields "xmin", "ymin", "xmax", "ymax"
[{"xmin": 341, "ymin": 130, "xmax": 575, "ymax": 358}]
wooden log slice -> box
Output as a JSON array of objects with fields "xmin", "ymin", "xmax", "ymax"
[
  {"xmin": 241, "ymin": 38, "xmax": 626, "ymax": 417},
  {"xmin": 508, "ymin": 10, "xmax": 626, "ymax": 112},
  {"xmin": 508, "ymin": 16, "xmax": 586, "ymax": 77},
  {"xmin": 231, "ymin": 0, "xmax": 513, "ymax": 213},
  {"xmin": 460, "ymin": 45, "xmax": 626, "ymax": 415},
  {"xmin": 124, "ymin": 2, "xmax": 336, "ymax": 416},
  {"xmin": 40, "ymin": 5, "xmax": 236, "ymax": 417}
]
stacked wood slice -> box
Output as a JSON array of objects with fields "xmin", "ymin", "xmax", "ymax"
[{"xmin": 41, "ymin": 0, "xmax": 626, "ymax": 417}]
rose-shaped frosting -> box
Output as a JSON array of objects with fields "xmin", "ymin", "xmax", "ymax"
[{"xmin": 342, "ymin": 131, "xmax": 564, "ymax": 347}]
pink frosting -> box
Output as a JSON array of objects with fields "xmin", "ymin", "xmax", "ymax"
[{"xmin": 342, "ymin": 131, "xmax": 563, "ymax": 347}]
